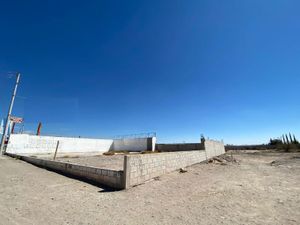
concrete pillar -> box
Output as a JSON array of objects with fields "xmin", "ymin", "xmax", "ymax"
[{"xmin": 123, "ymin": 155, "xmax": 131, "ymax": 189}]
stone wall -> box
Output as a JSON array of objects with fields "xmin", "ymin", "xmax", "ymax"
[{"xmin": 123, "ymin": 150, "xmax": 207, "ymax": 188}]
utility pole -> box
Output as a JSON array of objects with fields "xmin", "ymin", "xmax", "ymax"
[{"xmin": 0, "ymin": 73, "xmax": 21, "ymax": 154}]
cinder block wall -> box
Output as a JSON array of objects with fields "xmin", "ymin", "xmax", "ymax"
[
  {"xmin": 204, "ymin": 139, "xmax": 225, "ymax": 158},
  {"xmin": 112, "ymin": 137, "xmax": 156, "ymax": 152},
  {"xmin": 123, "ymin": 151, "xmax": 207, "ymax": 188},
  {"xmin": 156, "ymin": 143, "xmax": 204, "ymax": 152},
  {"xmin": 123, "ymin": 139, "xmax": 225, "ymax": 189},
  {"xmin": 7, "ymin": 153, "xmax": 123, "ymax": 189}
]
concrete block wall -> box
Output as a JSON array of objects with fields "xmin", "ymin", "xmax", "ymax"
[
  {"xmin": 204, "ymin": 139, "xmax": 225, "ymax": 158},
  {"xmin": 123, "ymin": 150, "xmax": 207, "ymax": 188},
  {"xmin": 156, "ymin": 143, "xmax": 204, "ymax": 152},
  {"xmin": 113, "ymin": 137, "xmax": 156, "ymax": 152},
  {"xmin": 6, "ymin": 153, "xmax": 123, "ymax": 189}
]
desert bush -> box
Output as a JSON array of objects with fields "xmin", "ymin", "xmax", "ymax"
[
  {"xmin": 276, "ymin": 143, "xmax": 300, "ymax": 152},
  {"xmin": 269, "ymin": 138, "xmax": 283, "ymax": 146}
]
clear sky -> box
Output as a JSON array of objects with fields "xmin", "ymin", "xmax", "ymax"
[{"xmin": 0, "ymin": 0, "xmax": 299, "ymax": 144}]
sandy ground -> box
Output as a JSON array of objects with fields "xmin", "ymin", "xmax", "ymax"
[{"xmin": 0, "ymin": 151, "xmax": 299, "ymax": 225}]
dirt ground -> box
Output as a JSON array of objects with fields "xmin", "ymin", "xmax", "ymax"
[{"xmin": 0, "ymin": 151, "xmax": 299, "ymax": 225}]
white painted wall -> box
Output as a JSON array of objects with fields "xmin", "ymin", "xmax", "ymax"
[
  {"xmin": 6, "ymin": 134, "xmax": 113, "ymax": 155},
  {"xmin": 6, "ymin": 134, "xmax": 156, "ymax": 154}
]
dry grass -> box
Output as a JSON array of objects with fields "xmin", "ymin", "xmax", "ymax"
[
  {"xmin": 141, "ymin": 150, "xmax": 159, "ymax": 154},
  {"xmin": 103, "ymin": 150, "xmax": 131, "ymax": 156}
]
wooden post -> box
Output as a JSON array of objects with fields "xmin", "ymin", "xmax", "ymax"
[
  {"xmin": 53, "ymin": 141, "xmax": 60, "ymax": 160},
  {"xmin": 11, "ymin": 122, "xmax": 15, "ymax": 134}
]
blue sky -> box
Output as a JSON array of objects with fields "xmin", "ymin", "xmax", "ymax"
[{"xmin": 0, "ymin": 0, "xmax": 299, "ymax": 144}]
